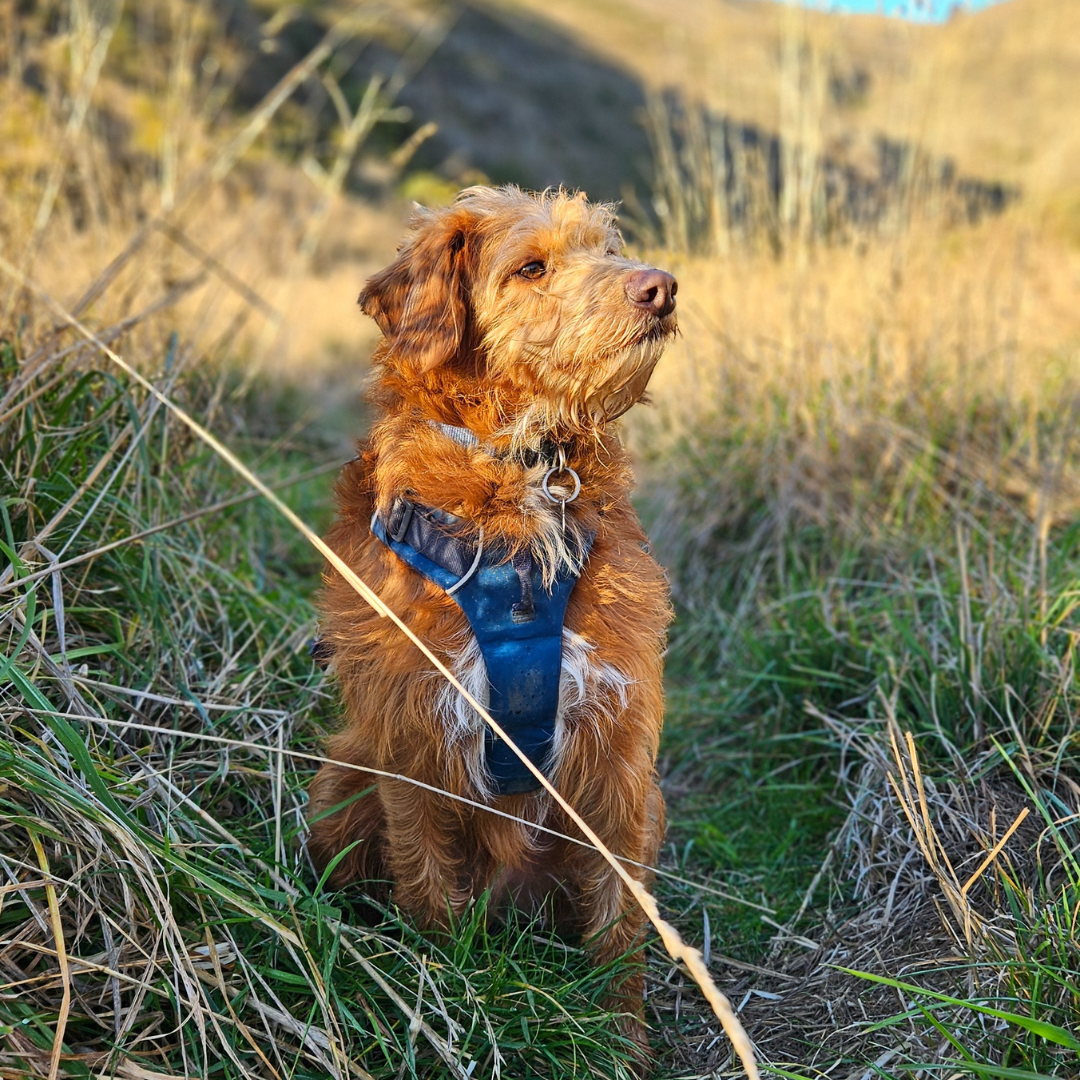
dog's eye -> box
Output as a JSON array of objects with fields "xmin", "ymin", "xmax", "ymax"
[{"xmin": 517, "ymin": 261, "xmax": 546, "ymax": 280}]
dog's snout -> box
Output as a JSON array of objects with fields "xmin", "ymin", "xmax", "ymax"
[{"xmin": 625, "ymin": 268, "xmax": 677, "ymax": 318}]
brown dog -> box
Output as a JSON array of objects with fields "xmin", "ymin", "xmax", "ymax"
[{"xmin": 308, "ymin": 186, "xmax": 676, "ymax": 1050}]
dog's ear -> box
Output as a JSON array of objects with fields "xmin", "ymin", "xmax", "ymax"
[{"xmin": 359, "ymin": 207, "xmax": 475, "ymax": 373}]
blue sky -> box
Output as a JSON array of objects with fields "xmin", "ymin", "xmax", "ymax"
[{"xmin": 795, "ymin": 0, "xmax": 1007, "ymax": 19}]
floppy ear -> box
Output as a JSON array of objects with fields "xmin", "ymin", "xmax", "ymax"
[{"xmin": 359, "ymin": 208, "xmax": 474, "ymax": 373}]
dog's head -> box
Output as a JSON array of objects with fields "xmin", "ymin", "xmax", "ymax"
[{"xmin": 359, "ymin": 186, "xmax": 677, "ymax": 433}]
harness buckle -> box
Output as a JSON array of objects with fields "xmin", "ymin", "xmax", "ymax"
[{"xmin": 387, "ymin": 498, "xmax": 415, "ymax": 543}]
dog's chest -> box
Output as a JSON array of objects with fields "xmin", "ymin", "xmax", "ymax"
[
  {"xmin": 434, "ymin": 619, "xmax": 631, "ymax": 792},
  {"xmin": 374, "ymin": 464, "xmax": 633, "ymax": 794},
  {"xmin": 428, "ymin": 508, "xmax": 631, "ymax": 794}
]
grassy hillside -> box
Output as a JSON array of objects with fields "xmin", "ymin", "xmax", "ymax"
[
  {"xmin": 497, "ymin": 0, "xmax": 1080, "ymax": 209},
  {"xmin": 351, "ymin": 0, "xmax": 1079, "ymax": 245},
  {"xmin": 2, "ymin": 1, "xmax": 1079, "ymax": 1078}
]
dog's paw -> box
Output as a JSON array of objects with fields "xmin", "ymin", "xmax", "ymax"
[{"xmin": 614, "ymin": 1010, "xmax": 653, "ymax": 1077}]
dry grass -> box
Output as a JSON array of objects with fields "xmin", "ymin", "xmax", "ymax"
[
  {"xmin": 0, "ymin": 0, "xmax": 419, "ymax": 384},
  {"xmin": 3, "ymin": 0, "xmax": 1080, "ymax": 1077},
  {"xmin": 499, "ymin": 0, "xmax": 1080, "ymax": 223},
  {"xmin": 628, "ymin": 215, "xmax": 1080, "ymax": 630}
]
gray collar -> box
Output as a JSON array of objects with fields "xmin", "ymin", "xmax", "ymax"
[
  {"xmin": 429, "ymin": 421, "xmax": 481, "ymax": 450},
  {"xmin": 427, "ymin": 420, "xmax": 570, "ymax": 474}
]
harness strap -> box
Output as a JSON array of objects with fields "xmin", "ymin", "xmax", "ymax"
[
  {"xmin": 384, "ymin": 497, "xmax": 478, "ymax": 579},
  {"xmin": 372, "ymin": 496, "xmax": 592, "ymax": 796}
]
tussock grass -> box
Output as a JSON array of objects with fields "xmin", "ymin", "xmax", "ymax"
[
  {"xmin": 632, "ymin": 415, "xmax": 1080, "ymax": 1073},
  {"xmin": 5, "ymin": 1, "xmax": 1080, "ymax": 1077}
]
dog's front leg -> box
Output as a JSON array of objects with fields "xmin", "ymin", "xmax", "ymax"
[
  {"xmin": 562, "ymin": 775, "xmax": 665, "ymax": 1063},
  {"xmin": 379, "ymin": 777, "xmax": 470, "ymax": 927}
]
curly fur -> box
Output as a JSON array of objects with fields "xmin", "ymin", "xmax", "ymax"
[{"xmin": 306, "ymin": 185, "xmax": 676, "ymax": 1059}]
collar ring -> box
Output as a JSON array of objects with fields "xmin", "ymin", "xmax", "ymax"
[{"xmin": 542, "ymin": 466, "xmax": 581, "ymax": 505}]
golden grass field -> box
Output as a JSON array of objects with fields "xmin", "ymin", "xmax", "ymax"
[{"xmin": 2, "ymin": 1, "xmax": 1080, "ymax": 1077}]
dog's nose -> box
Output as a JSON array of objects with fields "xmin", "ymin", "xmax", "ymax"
[{"xmin": 625, "ymin": 268, "xmax": 677, "ymax": 317}]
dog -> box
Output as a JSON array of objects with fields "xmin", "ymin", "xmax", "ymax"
[{"xmin": 307, "ymin": 185, "xmax": 676, "ymax": 1053}]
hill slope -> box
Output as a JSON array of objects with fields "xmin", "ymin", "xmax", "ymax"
[{"xmin": 383, "ymin": 0, "xmax": 1078, "ymax": 225}]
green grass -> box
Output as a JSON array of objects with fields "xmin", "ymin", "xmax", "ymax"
[
  {"xmin": 0, "ymin": 336, "xmax": 685, "ymax": 1079},
  {"xmin": 636, "ymin": 392, "xmax": 1080, "ymax": 1076},
  {"xmin": 5, "ymin": 309, "xmax": 1080, "ymax": 1078},
  {"xmin": 657, "ymin": 682, "xmax": 842, "ymax": 954}
]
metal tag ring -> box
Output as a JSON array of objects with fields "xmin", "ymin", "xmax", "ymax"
[{"xmin": 542, "ymin": 466, "xmax": 581, "ymax": 504}]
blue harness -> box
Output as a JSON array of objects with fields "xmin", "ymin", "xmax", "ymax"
[{"xmin": 371, "ymin": 496, "xmax": 592, "ymax": 795}]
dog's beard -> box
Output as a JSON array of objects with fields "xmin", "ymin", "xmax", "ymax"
[
  {"xmin": 587, "ymin": 335, "xmax": 667, "ymax": 422},
  {"xmin": 498, "ymin": 324, "xmax": 673, "ymax": 447}
]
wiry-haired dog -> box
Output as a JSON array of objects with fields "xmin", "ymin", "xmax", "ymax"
[{"xmin": 308, "ymin": 186, "xmax": 677, "ymax": 1055}]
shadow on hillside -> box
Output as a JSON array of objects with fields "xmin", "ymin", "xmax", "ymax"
[
  {"xmin": 237, "ymin": 0, "xmax": 1019, "ymax": 232},
  {"xmin": 372, "ymin": 1, "xmax": 655, "ymax": 203},
  {"xmin": 647, "ymin": 90, "xmax": 1020, "ymax": 251}
]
